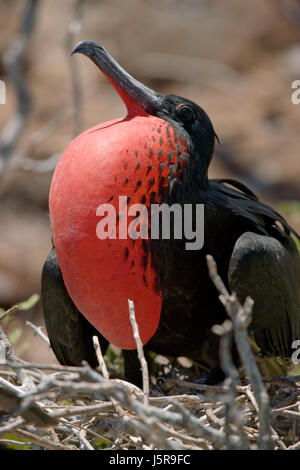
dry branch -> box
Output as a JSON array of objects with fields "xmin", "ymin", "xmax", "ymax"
[
  {"xmin": 65, "ymin": 0, "xmax": 84, "ymax": 137},
  {"xmin": 128, "ymin": 299, "xmax": 150, "ymax": 406},
  {"xmin": 206, "ymin": 254, "xmax": 272, "ymax": 450},
  {"xmin": 0, "ymin": 257, "xmax": 299, "ymax": 450},
  {"xmin": 0, "ymin": 0, "xmax": 40, "ymax": 177}
]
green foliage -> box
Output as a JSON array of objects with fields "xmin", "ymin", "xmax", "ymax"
[
  {"xmin": 105, "ymin": 345, "xmax": 124, "ymax": 376},
  {"xmin": 0, "ymin": 294, "xmax": 40, "ymax": 358},
  {"xmin": 278, "ymin": 200, "xmax": 300, "ymax": 253},
  {"xmin": 278, "ymin": 200, "xmax": 300, "ymax": 219},
  {"xmin": 16, "ymin": 339, "xmax": 30, "ymax": 357},
  {"xmin": 18, "ymin": 293, "xmax": 40, "ymax": 311},
  {"xmin": 293, "ymin": 235, "xmax": 300, "ymax": 254},
  {"xmin": 2, "ymin": 434, "xmax": 31, "ymax": 450},
  {"xmin": 288, "ymin": 363, "xmax": 300, "ymax": 376},
  {"xmin": 93, "ymin": 438, "xmax": 108, "ymax": 449},
  {"xmin": 7, "ymin": 327, "xmax": 22, "ymax": 345},
  {"xmin": 1, "ymin": 314, "xmax": 11, "ymax": 326}
]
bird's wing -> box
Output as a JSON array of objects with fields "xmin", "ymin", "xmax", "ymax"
[
  {"xmin": 211, "ymin": 178, "xmax": 259, "ymax": 199},
  {"xmin": 228, "ymin": 231, "xmax": 300, "ymax": 357},
  {"xmin": 206, "ymin": 179, "xmax": 299, "ymax": 240},
  {"xmin": 41, "ymin": 248, "xmax": 108, "ymax": 366}
]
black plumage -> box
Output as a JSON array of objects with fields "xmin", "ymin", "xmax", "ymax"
[{"xmin": 42, "ymin": 41, "xmax": 300, "ymax": 386}]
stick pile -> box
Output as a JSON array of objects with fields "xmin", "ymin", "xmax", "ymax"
[{"xmin": 0, "ymin": 257, "xmax": 299, "ymax": 450}]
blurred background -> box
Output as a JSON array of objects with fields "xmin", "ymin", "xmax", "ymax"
[{"xmin": 0, "ymin": 0, "xmax": 299, "ymax": 363}]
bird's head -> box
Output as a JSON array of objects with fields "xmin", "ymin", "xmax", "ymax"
[
  {"xmin": 50, "ymin": 41, "xmax": 217, "ymax": 349},
  {"xmin": 72, "ymin": 40, "xmax": 217, "ymax": 187}
]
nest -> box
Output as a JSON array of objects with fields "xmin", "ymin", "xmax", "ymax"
[{"xmin": 0, "ymin": 256, "xmax": 299, "ymax": 451}]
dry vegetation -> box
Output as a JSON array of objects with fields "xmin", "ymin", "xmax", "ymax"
[{"xmin": 0, "ymin": 257, "xmax": 299, "ymax": 451}]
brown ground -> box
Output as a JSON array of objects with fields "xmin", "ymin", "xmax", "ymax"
[{"xmin": 0, "ymin": 0, "xmax": 299, "ymax": 362}]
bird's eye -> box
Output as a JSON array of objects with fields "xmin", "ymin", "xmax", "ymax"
[{"xmin": 176, "ymin": 104, "xmax": 195, "ymax": 122}]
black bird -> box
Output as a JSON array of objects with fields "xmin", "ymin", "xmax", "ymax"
[{"xmin": 42, "ymin": 41, "xmax": 300, "ymax": 386}]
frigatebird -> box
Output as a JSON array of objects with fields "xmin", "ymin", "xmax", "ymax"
[{"xmin": 42, "ymin": 41, "xmax": 300, "ymax": 386}]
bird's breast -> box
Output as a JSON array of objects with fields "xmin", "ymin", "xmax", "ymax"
[{"xmin": 50, "ymin": 114, "xmax": 189, "ymax": 349}]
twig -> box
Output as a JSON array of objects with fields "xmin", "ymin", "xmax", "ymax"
[
  {"xmin": 13, "ymin": 152, "xmax": 61, "ymax": 173},
  {"xmin": 48, "ymin": 393, "xmax": 206, "ymax": 418},
  {"xmin": 92, "ymin": 336, "xmax": 109, "ymax": 380},
  {"xmin": 63, "ymin": 422, "xmax": 94, "ymax": 450},
  {"xmin": 0, "ymin": 305, "xmax": 18, "ymax": 320},
  {"xmin": 156, "ymin": 422, "xmax": 209, "ymax": 449},
  {"xmin": 160, "ymin": 377, "xmax": 247, "ymax": 394},
  {"xmin": 29, "ymin": 107, "xmax": 72, "ymax": 147},
  {"xmin": 206, "ymin": 254, "xmax": 272, "ymax": 450},
  {"xmin": 128, "ymin": 299, "xmax": 150, "ymax": 406},
  {"xmin": 272, "ymin": 409, "xmax": 300, "ymax": 420},
  {"xmin": 14, "ymin": 428, "xmax": 76, "ymax": 451},
  {"xmin": 0, "ymin": 376, "xmax": 23, "ymax": 395},
  {"xmin": 213, "ymin": 320, "xmax": 250, "ymax": 450},
  {"xmin": 0, "ymin": 325, "xmax": 35, "ymax": 392},
  {"xmin": 65, "ymin": 0, "xmax": 84, "ymax": 137},
  {"xmin": 49, "ymin": 403, "xmax": 114, "ymax": 419},
  {"xmin": 265, "ymin": 377, "xmax": 300, "ymax": 390},
  {"xmin": 0, "ymin": 417, "xmax": 24, "ymax": 434},
  {"xmin": 25, "ymin": 321, "xmax": 50, "ymax": 345},
  {"xmin": 0, "ymin": 438, "xmax": 29, "ymax": 446},
  {"xmin": 92, "ymin": 337, "xmax": 125, "ymax": 417},
  {"xmin": 12, "ymin": 107, "xmax": 72, "ymax": 173},
  {"xmin": 288, "ymin": 440, "xmax": 300, "ymax": 450},
  {"xmin": 122, "ymin": 414, "xmax": 177, "ymax": 450},
  {"xmin": 1, "ymin": 263, "xmax": 298, "ymax": 450},
  {"xmin": 0, "ymin": 0, "xmax": 40, "ymax": 176}
]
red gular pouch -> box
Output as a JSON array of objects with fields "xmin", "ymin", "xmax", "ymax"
[{"xmin": 49, "ymin": 41, "xmax": 189, "ymax": 349}]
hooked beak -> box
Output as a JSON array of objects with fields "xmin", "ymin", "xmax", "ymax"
[{"xmin": 72, "ymin": 40, "xmax": 162, "ymax": 116}]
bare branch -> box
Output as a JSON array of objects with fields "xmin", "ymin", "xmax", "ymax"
[
  {"xmin": 0, "ymin": 0, "xmax": 40, "ymax": 176},
  {"xmin": 92, "ymin": 336, "xmax": 109, "ymax": 380},
  {"xmin": 128, "ymin": 299, "xmax": 150, "ymax": 406},
  {"xmin": 0, "ymin": 305, "xmax": 18, "ymax": 320},
  {"xmin": 0, "ymin": 259, "xmax": 297, "ymax": 449},
  {"xmin": 0, "ymin": 324, "xmax": 34, "ymax": 392},
  {"xmin": 14, "ymin": 428, "xmax": 76, "ymax": 451},
  {"xmin": 25, "ymin": 321, "xmax": 50, "ymax": 346},
  {"xmin": 206, "ymin": 254, "xmax": 272, "ymax": 450},
  {"xmin": 65, "ymin": 0, "xmax": 84, "ymax": 137}
]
